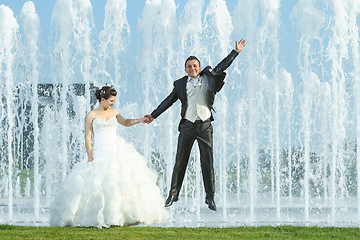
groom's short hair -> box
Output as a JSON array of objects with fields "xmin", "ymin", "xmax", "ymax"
[{"xmin": 185, "ymin": 56, "xmax": 201, "ymax": 68}]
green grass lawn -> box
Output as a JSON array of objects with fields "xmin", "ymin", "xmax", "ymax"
[{"xmin": 0, "ymin": 225, "xmax": 359, "ymax": 239}]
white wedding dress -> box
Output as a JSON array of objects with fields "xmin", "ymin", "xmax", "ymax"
[{"xmin": 49, "ymin": 117, "xmax": 168, "ymax": 228}]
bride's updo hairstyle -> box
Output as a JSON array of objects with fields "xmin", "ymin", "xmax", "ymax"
[{"xmin": 95, "ymin": 86, "xmax": 117, "ymax": 102}]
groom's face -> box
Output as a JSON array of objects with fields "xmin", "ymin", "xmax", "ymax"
[{"xmin": 185, "ymin": 59, "xmax": 201, "ymax": 78}]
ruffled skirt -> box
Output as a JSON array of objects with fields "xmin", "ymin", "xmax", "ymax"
[{"xmin": 49, "ymin": 137, "xmax": 168, "ymax": 228}]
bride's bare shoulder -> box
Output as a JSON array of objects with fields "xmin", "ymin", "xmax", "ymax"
[
  {"xmin": 86, "ymin": 110, "xmax": 97, "ymax": 121},
  {"xmin": 111, "ymin": 108, "xmax": 119, "ymax": 115}
]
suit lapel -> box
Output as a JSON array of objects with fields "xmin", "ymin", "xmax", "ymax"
[{"xmin": 178, "ymin": 76, "xmax": 188, "ymax": 101}]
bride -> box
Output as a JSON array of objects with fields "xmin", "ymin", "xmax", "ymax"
[{"xmin": 49, "ymin": 86, "xmax": 169, "ymax": 228}]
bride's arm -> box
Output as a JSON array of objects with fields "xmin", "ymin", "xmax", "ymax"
[
  {"xmin": 115, "ymin": 111, "xmax": 145, "ymax": 127},
  {"xmin": 85, "ymin": 113, "xmax": 94, "ymax": 162}
]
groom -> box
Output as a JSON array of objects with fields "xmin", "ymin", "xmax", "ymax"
[{"xmin": 145, "ymin": 39, "xmax": 246, "ymax": 211}]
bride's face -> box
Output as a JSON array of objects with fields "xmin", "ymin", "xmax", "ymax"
[{"xmin": 101, "ymin": 95, "xmax": 116, "ymax": 109}]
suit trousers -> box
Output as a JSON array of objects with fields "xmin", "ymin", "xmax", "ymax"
[{"xmin": 169, "ymin": 119, "xmax": 215, "ymax": 200}]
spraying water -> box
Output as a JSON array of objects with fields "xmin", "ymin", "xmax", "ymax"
[
  {"xmin": 0, "ymin": 5, "xmax": 19, "ymax": 223},
  {"xmin": 0, "ymin": 0, "xmax": 359, "ymax": 227},
  {"xmin": 20, "ymin": 1, "xmax": 40, "ymax": 221}
]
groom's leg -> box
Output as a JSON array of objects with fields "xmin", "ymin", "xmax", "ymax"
[
  {"xmin": 197, "ymin": 121, "xmax": 215, "ymax": 200},
  {"xmin": 170, "ymin": 121, "xmax": 196, "ymax": 198}
]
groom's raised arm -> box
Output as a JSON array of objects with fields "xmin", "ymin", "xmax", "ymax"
[{"xmin": 211, "ymin": 39, "xmax": 246, "ymax": 75}]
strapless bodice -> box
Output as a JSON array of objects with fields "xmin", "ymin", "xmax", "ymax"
[{"xmin": 92, "ymin": 117, "xmax": 117, "ymax": 150}]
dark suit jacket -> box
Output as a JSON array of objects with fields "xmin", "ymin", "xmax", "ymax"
[{"xmin": 151, "ymin": 49, "xmax": 239, "ymax": 130}]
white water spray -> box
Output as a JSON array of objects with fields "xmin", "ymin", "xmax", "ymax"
[
  {"xmin": 0, "ymin": 5, "xmax": 19, "ymax": 223},
  {"xmin": 98, "ymin": 0, "xmax": 129, "ymax": 95},
  {"xmin": 0, "ymin": 0, "xmax": 359, "ymax": 227},
  {"xmin": 20, "ymin": 1, "xmax": 40, "ymax": 221}
]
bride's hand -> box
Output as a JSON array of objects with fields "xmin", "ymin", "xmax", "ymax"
[
  {"xmin": 88, "ymin": 156, "xmax": 94, "ymax": 162},
  {"xmin": 137, "ymin": 117, "xmax": 147, "ymax": 124}
]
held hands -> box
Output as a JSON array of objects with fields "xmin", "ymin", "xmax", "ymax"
[
  {"xmin": 144, "ymin": 114, "xmax": 154, "ymax": 124},
  {"xmin": 134, "ymin": 115, "xmax": 153, "ymax": 124},
  {"xmin": 235, "ymin": 39, "xmax": 246, "ymax": 52}
]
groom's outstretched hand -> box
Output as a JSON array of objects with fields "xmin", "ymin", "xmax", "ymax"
[
  {"xmin": 144, "ymin": 114, "xmax": 154, "ymax": 124},
  {"xmin": 235, "ymin": 39, "xmax": 246, "ymax": 52}
]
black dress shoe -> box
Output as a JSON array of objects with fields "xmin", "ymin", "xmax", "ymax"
[
  {"xmin": 205, "ymin": 199, "xmax": 217, "ymax": 211},
  {"xmin": 165, "ymin": 195, "xmax": 178, "ymax": 207}
]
